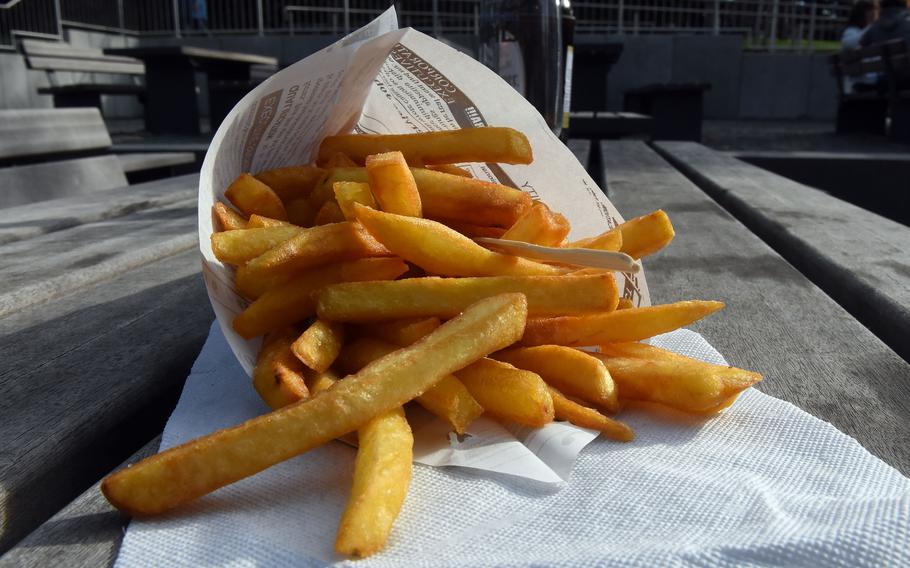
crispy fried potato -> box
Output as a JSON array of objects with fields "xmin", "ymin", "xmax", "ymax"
[
  {"xmin": 305, "ymin": 368, "xmax": 340, "ymax": 395},
  {"xmin": 617, "ymin": 298, "xmax": 635, "ymax": 310},
  {"xmin": 318, "ymin": 127, "xmax": 532, "ymax": 166},
  {"xmin": 253, "ymin": 329, "xmax": 310, "ymax": 410},
  {"xmin": 548, "ymin": 387, "xmax": 633, "ymax": 442},
  {"xmin": 593, "ymin": 343, "xmax": 762, "ymax": 414},
  {"xmin": 440, "ymin": 220, "xmax": 507, "ymax": 239},
  {"xmin": 316, "ymin": 274, "xmax": 617, "ymax": 321},
  {"xmin": 426, "ymin": 164, "xmax": 471, "ymax": 177},
  {"xmin": 366, "ymin": 151, "xmax": 422, "ymax": 217},
  {"xmin": 616, "ymin": 209, "xmax": 675, "ymax": 259},
  {"xmin": 336, "ymin": 406, "xmax": 412, "ymax": 558},
  {"xmin": 522, "ymin": 301, "xmax": 725, "ymax": 346},
  {"xmin": 567, "ymin": 226, "xmax": 623, "ymax": 252},
  {"xmin": 101, "ymin": 293, "xmax": 528, "ymax": 515},
  {"xmin": 455, "ymin": 358, "xmax": 554, "ymax": 427},
  {"xmin": 236, "ymin": 222, "xmax": 392, "ymax": 299},
  {"xmin": 247, "ymin": 214, "xmax": 292, "ymax": 228},
  {"xmin": 334, "ymin": 181, "xmax": 377, "ymax": 221},
  {"xmin": 285, "ymin": 198, "xmax": 317, "ymax": 227},
  {"xmin": 211, "ymin": 226, "xmax": 302, "ymax": 266},
  {"xmin": 337, "ymin": 337, "xmax": 483, "ymax": 435},
  {"xmin": 213, "ymin": 202, "xmax": 248, "ymax": 231},
  {"xmin": 225, "ymin": 173, "xmax": 288, "ymax": 221},
  {"xmin": 501, "ymin": 203, "xmax": 570, "ymax": 247},
  {"xmin": 358, "ymin": 317, "xmax": 442, "ymax": 347},
  {"xmin": 233, "ymin": 258, "xmax": 408, "ymax": 339},
  {"xmin": 411, "ymin": 168, "xmax": 532, "ymax": 228},
  {"xmin": 292, "ymin": 319, "xmax": 344, "ymax": 373},
  {"xmin": 314, "ymin": 201, "xmax": 346, "ymax": 225},
  {"xmin": 494, "ymin": 345, "xmax": 618, "ymax": 413},
  {"xmin": 353, "ymin": 204, "xmax": 565, "ymax": 277},
  {"xmin": 254, "ymin": 165, "xmax": 325, "ymax": 203},
  {"xmin": 324, "ymin": 152, "xmax": 359, "ymax": 168}
]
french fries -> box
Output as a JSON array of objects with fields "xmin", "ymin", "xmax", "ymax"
[
  {"xmin": 334, "ymin": 181, "xmax": 377, "ymax": 221},
  {"xmin": 324, "ymin": 152, "xmax": 358, "ymax": 168},
  {"xmin": 593, "ymin": 343, "xmax": 762, "ymax": 414},
  {"xmin": 411, "ymin": 168, "xmax": 532, "ymax": 228},
  {"xmin": 102, "ymin": 293, "xmax": 528, "ymax": 515},
  {"xmin": 615, "ymin": 209, "xmax": 675, "ymax": 259},
  {"xmin": 353, "ymin": 204, "xmax": 564, "ymax": 277},
  {"xmin": 318, "ymin": 127, "xmax": 533, "ymax": 166},
  {"xmin": 455, "ymin": 358, "xmax": 554, "ymax": 427},
  {"xmin": 358, "ymin": 317, "xmax": 442, "ymax": 346},
  {"xmin": 213, "ymin": 202, "xmax": 248, "ymax": 231},
  {"xmin": 314, "ymin": 201, "xmax": 346, "ymax": 225},
  {"xmin": 316, "ymin": 274, "xmax": 617, "ymax": 321},
  {"xmin": 494, "ymin": 345, "xmax": 619, "ymax": 413},
  {"xmin": 567, "ymin": 226, "xmax": 622, "ymax": 252},
  {"xmin": 254, "ymin": 165, "xmax": 325, "ymax": 203},
  {"xmin": 501, "ymin": 202, "xmax": 570, "ymax": 247},
  {"xmin": 252, "ymin": 329, "xmax": 310, "ymax": 410},
  {"xmin": 292, "ymin": 319, "xmax": 345, "ymax": 373},
  {"xmin": 247, "ymin": 214, "xmax": 292, "ymax": 228},
  {"xmin": 285, "ymin": 198, "xmax": 317, "ymax": 227},
  {"xmin": 548, "ymin": 387, "xmax": 634, "ymax": 442},
  {"xmin": 366, "ymin": 151, "xmax": 423, "ymax": 217},
  {"xmin": 426, "ymin": 164, "xmax": 471, "ymax": 177},
  {"xmin": 211, "ymin": 226, "xmax": 302, "ymax": 265},
  {"xmin": 225, "ymin": 173, "xmax": 288, "ymax": 221},
  {"xmin": 522, "ymin": 301, "xmax": 725, "ymax": 346},
  {"xmin": 336, "ymin": 337, "xmax": 483, "ymax": 435}
]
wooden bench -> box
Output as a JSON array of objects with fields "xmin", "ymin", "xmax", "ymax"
[
  {"xmin": 602, "ymin": 141, "xmax": 910, "ymax": 474},
  {"xmin": 0, "ymin": 108, "xmax": 196, "ymax": 208},
  {"xmin": 20, "ymin": 39, "xmax": 146, "ymax": 111},
  {"xmin": 568, "ymin": 111, "xmax": 653, "ymax": 140},
  {"xmin": 830, "ymin": 39, "xmax": 910, "ymax": 142},
  {"xmin": 654, "ymin": 141, "xmax": 910, "ymax": 363},
  {"xmin": 623, "ymin": 83, "xmax": 710, "ymax": 142}
]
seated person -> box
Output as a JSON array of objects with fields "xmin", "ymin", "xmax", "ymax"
[
  {"xmin": 842, "ymin": 0, "xmax": 880, "ymax": 92},
  {"xmin": 861, "ymin": 0, "xmax": 910, "ymax": 47}
]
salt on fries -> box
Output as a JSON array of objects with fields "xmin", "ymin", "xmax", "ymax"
[{"xmin": 104, "ymin": 127, "xmax": 761, "ymax": 559}]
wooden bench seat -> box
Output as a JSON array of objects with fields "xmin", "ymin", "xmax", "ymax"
[
  {"xmin": 602, "ymin": 141, "xmax": 910, "ymax": 474},
  {"xmin": 0, "ymin": 155, "xmax": 127, "ymax": 209},
  {"xmin": 623, "ymin": 83, "xmax": 710, "ymax": 141},
  {"xmin": 568, "ymin": 111, "xmax": 653, "ymax": 140},
  {"xmin": 654, "ymin": 141, "xmax": 910, "ymax": 362}
]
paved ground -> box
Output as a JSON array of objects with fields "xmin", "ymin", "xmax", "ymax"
[{"xmin": 703, "ymin": 120, "xmax": 910, "ymax": 154}]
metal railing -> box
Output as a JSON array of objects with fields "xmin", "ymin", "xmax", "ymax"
[{"xmin": 4, "ymin": 0, "xmax": 854, "ymax": 52}]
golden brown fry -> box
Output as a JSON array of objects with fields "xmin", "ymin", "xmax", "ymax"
[
  {"xmin": 305, "ymin": 368, "xmax": 339, "ymax": 395},
  {"xmin": 233, "ymin": 258, "xmax": 408, "ymax": 339},
  {"xmin": 101, "ymin": 293, "xmax": 528, "ymax": 516},
  {"xmin": 455, "ymin": 359, "xmax": 554, "ymax": 427},
  {"xmin": 225, "ymin": 173, "xmax": 288, "ymax": 221},
  {"xmin": 247, "ymin": 214, "xmax": 292, "ymax": 228},
  {"xmin": 236, "ymin": 222, "xmax": 392, "ymax": 299},
  {"xmin": 548, "ymin": 387, "xmax": 634, "ymax": 442},
  {"xmin": 358, "ymin": 317, "xmax": 442, "ymax": 347},
  {"xmin": 254, "ymin": 165, "xmax": 325, "ymax": 203},
  {"xmin": 426, "ymin": 164, "xmax": 471, "ymax": 177},
  {"xmin": 366, "ymin": 151, "xmax": 423, "ymax": 217},
  {"xmin": 337, "ymin": 337, "xmax": 483, "ymax": 435},
  {"xmin": 522, "ymin": 301, "xmax": 725, "ymax": 346},
  {"xmin": 501, "ymin": 203, "xmax": 570, "ymax": 247},
  {"xmin": 440, "ymin": 220, "xmax": 507, "ymax": 239},
  {"xmin": 411, "ymin": 168, "xmax": 532, "ymax": 228},
  {"xmin": 616, "ymin": 210, "xmax": 675, "ymax": 259},
  {"xmin": 336, "ymin": 406, "xmax": 412, "ymax": 558},
  {"xmin": 292, "ymin": 319, "xmax": 345, "ymax": 373},
  {"xmin": 213, "ymin": 202, "xmax": 248, "ymax": 231},
  {"xmin": 353, "ymin": 204, "xmax": 565, "ymax": 277},
  {"xmin": 494, "ymin": 345, "xmax": 618, "ymax": 413},
  {"xmin": 253, "ymin": 329, "xmax": 310, "ymax": 410},
  {"xmin": 593, "ymin": 343, "xmax": 762, "ymax": 414},
  {"xmin": 211, "ymin": 226, "xmax": 302, "ymax": 266},
  {"xmin": 318, "ymin": 127, "xmax": 532, "ymax": 166},
  {"xmin": 567, "ymin": 227, "xmax": 623, "ymax": 252},
  {"xmin": 285, "ymin": 198, "xmax": 317, "ymax": 227},
  {"xmin": 617, "ymin": 298, "xmax": 635, "ymax": 310},
  {"xmin": 334, "ymin": 181, "xmax": 377, "ymax": 221},
  {"xmin": 316, "ymin": 274, "xmax": 617, "ymax": 321},
  {"xmin": 314, "ymin": 201, "xmax": 346, "ymax": 225},
  {"xmin": 324, "ymin": 152, "xmax": 359, "ymax": 168}
]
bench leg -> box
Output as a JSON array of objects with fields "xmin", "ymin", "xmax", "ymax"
[
  {"xmin": 836, "ymin": 100, "xmax": 887, "ymax": 135},
  {"xmin": 889, "ymin": 100, "xmax": 910, "ymax": 144},
  {"xmin": 53, "ymin": 92, "xmax": 103, "ymax": 110}
]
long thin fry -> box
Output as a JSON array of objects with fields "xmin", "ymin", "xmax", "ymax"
[
  {"xmin": 548, "ymin": 387, "xmax": 633, "ymax": 442},
  {"xmin": 253, "ymin": 329, "xmax": 310, "ymax": 410},
  {"xmin": 366, "ymin": 151, "xmax": 422, "ymax": 217},
  {"xmin": 101, "ymin": 293, "xmax": 528, "ymax": 515},
  {"xmin": 213, "ymin": 202, "xmax": 248, "ymax": 231},
  {"xmin": 455, "ymin": 359, "xmax": 554, "ymax": 427},
  {"xmin": 292, "ymin": 319, "xmax": 345, "ymax": 372}
]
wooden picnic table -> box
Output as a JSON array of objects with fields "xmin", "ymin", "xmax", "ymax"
[
  {"xmin": 105, "ymin": 46, "xmax": 278, "ymax": 136},
  {"xmin": 1, "ymin": 140, "xmax": 908, "ymax": 567}
]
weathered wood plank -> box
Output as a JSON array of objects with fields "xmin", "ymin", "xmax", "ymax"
[
  {"xmin": 0, "ymin": 173, "xmax": 199, "ymax": 246},
  {"xmin": 0, "ymin": 438, "xmax": 158, "ymax": 568},
  {"xmin": 0, "ymin": 247, "xmax": 210, "ymax": 553},
  {"xmin": 0, "ymin": 156, "xmax": 127, "ymax": 209},
  {"xmin": 654, "ymin": 141, "xmax": 910, "ymax": 362},
  {"xmin": 0, "ymin": 109, "xmax": 111, "ymax": 163},
  {"xmin": 0, "ymin": 200, "xmax": 197, "ymax": 317},
  {"xmin": 602, "ymin": 141, "xmax": 910, "ymax": 474},
  {"xmin": 116, "ymin": 153, "xmax": 196, "ymax": 173}
]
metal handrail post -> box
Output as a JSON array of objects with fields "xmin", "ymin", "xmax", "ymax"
[
  {"xmin": 172, "ymin": 0, "xmax": 181, "ymax": 37},
  {"xmin": 343, "ymin": 0, "xmax": 350, "ymax": 34},
  {"xmin": 257, "ymin": 0, "xmax": 264, "ymax": 36}
]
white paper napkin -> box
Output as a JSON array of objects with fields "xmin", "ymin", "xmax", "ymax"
[{"xmin": 115, "ymin": 324, "xmax": 910, "ymax": 567}]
